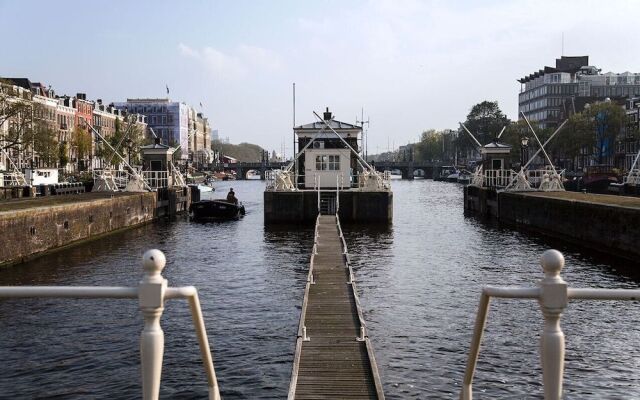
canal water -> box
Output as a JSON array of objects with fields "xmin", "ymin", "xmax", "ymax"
[{"xmin": 0, "ymin": 180, "xmax": 638, "ymax": 399}]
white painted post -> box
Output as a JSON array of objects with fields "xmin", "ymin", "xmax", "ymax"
[
  {"xmin": 139, "ymin": 249, "xmax": 168, "ymax": 400},
  {"xmin": 356, "ymin": 326, "xmax": 366, "ymax": 342},
  {"xmin": 538, "ymin": 250, "xmax": 567, "ymax": 400},
  {"xmin": 302, "ymin": 326, "xmax": 310, "ymax": 341}
]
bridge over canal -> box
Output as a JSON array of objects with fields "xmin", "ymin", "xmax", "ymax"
[
  {"xmin": 213, "ymin": 161, "xmax": 435, "ymax": 180},
  {"xmin": 371, "ymin": 161, "xmax": 435, "ymax": 179}
]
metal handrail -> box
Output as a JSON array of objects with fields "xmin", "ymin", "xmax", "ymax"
[
  {"xmin": 0, "ymin": 250, "xmax": 220, "ymax": 400},
  {"xmin": 461, "ymin": 249, "xmax": 640, "ymax": 400}
]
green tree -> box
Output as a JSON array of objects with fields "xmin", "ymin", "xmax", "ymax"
[
  {"xmin": 457, "ymin": 101, "xmax": 511, "ymax": 156},
  {"xmin": 58, "ymin": 141, "xmax": 69, "ymax": 167},
  {"xmin": 72, "ymin": 125, "xmax": 92, "ymax": 161},
  {"xmin": 32, "ymin": 121, "xmax": 57, "ymax": 166},
  {"xmin": 549, "ymin": 101, "xmax": 625, "ymax": 166},
  {"xmin": 415, "ymin": 129, "xmax": 443, "ymax": 162},
  {"xmin": 0, "ymin": 85, "xmax": 36, "ymax": 152},
  {"xmin": 211, "ymin": 140, "xmax": 266, "ymax": 162}
]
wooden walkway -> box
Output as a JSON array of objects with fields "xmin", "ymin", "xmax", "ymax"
[{"xmin": 289, "ymin": 215, "xmax": 384, "ymax": 399}]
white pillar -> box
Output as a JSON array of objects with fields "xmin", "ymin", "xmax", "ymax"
[
  {"xmin": 538, "ymin": 250, "xmax": 567, "ymax": 400},
  {"xmin": 139, "ymin": 249, "xmax": 168, "ymax": 400}
]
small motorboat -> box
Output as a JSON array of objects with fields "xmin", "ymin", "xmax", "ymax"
[
  {"xmin": 434, "ymin": 166, "xmax": 456, "ymax": 181},
  {"xmin": 457, "ymin": 170, "xmax": 472, "ymax": 185},
  {"xmin": 189, "ymin": 199, "xmax": 245, "ymax": 221}
]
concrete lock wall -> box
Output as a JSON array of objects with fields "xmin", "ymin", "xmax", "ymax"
[
  {"xmin": 0, "ymin": 192, "xmax": 157, "ymax": 266},
  {"xmin": 264, "ymin": 191, "xmax": 393, "ymax": 224},
  {"xmin": 499, "ymin": 192, "xmax": 640, "ymax": 260},
  {"xmin": 338, "ymin": 191, "xmax": 393, "ymax": 223}
]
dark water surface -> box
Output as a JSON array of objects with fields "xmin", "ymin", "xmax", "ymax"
[{"xmin": 0, "ymin": 180, "xmax": 638, "ymax": 399}]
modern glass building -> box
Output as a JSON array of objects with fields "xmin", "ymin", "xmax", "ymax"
[
  {"xmin": 518, "ymin": 56, "xmax": 640, "ymax": 128},
  {"xmin": 113, "ymin": 99, "xmax": 189, "ymax": 159}
]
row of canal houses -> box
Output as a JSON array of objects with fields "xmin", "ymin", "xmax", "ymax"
[{"xmin": 0, "ymin": 78, "xmax": 215, "ymax": 178}]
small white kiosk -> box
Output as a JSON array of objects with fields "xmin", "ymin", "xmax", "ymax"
[{"xmin": 294, "ymin": 108, "xmax": 362, "ymax": 189}]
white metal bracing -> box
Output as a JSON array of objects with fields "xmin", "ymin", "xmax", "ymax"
[{"xmin": 0, "ymin": 146, "xmax": 27, "ymax": 186}]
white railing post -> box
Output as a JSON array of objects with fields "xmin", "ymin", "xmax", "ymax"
[
  {"xmin": 538, "ymin": 250, "xmax": 568, "ymax": 400},
  {"xmin": 336, "ymin": 174, "xmax": 340, "ymax": 213},
  {"xmin": 139, "ymin": 249, "xmax": 168, "ymax": 400}
]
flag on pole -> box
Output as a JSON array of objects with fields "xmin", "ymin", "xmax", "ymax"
[{"xmin": 166, "ymin": 84, "xmax": 169, "ymax": 95}]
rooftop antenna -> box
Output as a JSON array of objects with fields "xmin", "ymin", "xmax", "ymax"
[{"xmin": 356, "ymin": 107, "xmax": 370, "ymax": 160}]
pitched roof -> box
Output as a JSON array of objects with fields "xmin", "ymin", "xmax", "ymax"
[
  {"xmin": 295, "ymin": 119, "xmax": 361, "ymax": 130},
  {"xmin": 140, "ymin": 143, "xmax": 172, "ymax": 150},
  {"xmin": 483, "ymin": 141, "xmax": 511, "ymax": 149}
]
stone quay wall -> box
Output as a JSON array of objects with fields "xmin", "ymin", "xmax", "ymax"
[
  {"xmin": 464, "ymin": 186, "xmax": 640, "ymax": 260},
  {"xmin": 499, "ymin": 192, "xmax": 640, "ymax": 260},
  {"xmin": 0, "ymin": 192, "xmax": 157, "ymax": 266}
]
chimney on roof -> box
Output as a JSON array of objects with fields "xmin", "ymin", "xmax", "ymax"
[
  {"xmin": 76, "ymin": 93, "xmax": 86, "ymax": 100},
  {"xmin": 323, "ymin": 107, "xmax": 332, "ymax": 121}
]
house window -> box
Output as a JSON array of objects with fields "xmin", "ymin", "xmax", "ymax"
[{"xmin": 315, "ymin": 155, "xmax": 340, "ymax": 171}]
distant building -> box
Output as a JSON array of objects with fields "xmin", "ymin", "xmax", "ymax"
[
  {"xmin": 622, "ymin": 97, "xmax": 640, "ymax": 171},
  {"xmin": 211, "ymin": 129, "xmax": 219, "ymax": 142},
  {"xmin": 55, "ymin": 96, "xmax": 76, "ymax": 172},
  {"xmin": 113, "ymin": 98, "xmax": 189, "ymax": 159},
  {"xmin": 187, "ymin": 108, "xmax": 213, "ymax": 167},
  {"xmin": 518, "ymin": 56, "xmax": 640, "ymax": 128}
]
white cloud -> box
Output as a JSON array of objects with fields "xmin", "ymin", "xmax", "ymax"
[{"xmin": 178, "ymin": 43, "xmax": 282, "ymax": 80}]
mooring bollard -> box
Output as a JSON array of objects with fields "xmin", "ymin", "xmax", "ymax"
[
  {"xmin": 139, "ymin": 249, "xmax": 168, "ymax": 400},
  {"xmin": 538, "ymin": 249, "xmax": 567, "ymax": 400}
]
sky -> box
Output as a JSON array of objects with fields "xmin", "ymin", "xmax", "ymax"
[{"xmin": 2, "ymin": 0, "xmax": 640, "ymax": 156}]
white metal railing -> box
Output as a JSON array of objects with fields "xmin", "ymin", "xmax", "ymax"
[
  {"xmin": 336, "ymin": 174, "xmax": 343, "ymax": 213},
  {"xmin": 315, "ymin": 174, "xmax": 320, "ymax": 211},
  {"xmin": 355, "ymin": 170, "xmax": 392, "ymax": 191},
  {"xmin": 0, "ymin": 250, "xmax": 220, "ymax": 400},
  {"xmin": 472, "ymin": 168, "xmax": 566, "ymax": 191},
  {"xmin": 3, "ymin": 171, "xmax": 28, "ymax": 186},
  {"xmin": 93, "ymin": 169, "xmax": 131, "ymax": 190},
  {"xmin": 142, "ymin": 171, "xmax": 169, "ymax": 189},
  {"xmin": 169, "ymin": 161, "xmax": 186, "ymax": 188},
  {"xmin": 461, "ymin": 249, "xmax": 640, "ymax": 400}
]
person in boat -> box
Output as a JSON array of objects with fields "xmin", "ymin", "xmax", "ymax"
[{"xmin": 226, "ymin": 188, "xmax": 238, "ymax": 204}]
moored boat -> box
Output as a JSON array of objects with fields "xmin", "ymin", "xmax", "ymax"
[
  {"xmin": 189, "ymin": 199, "xmax": 245, "ymax": 221},
  {"xmin": 434, "ymin": 166, "xmax": 456, "ymax": 181},
  {"xmin": 457, "ymin": 170, "xmax": 472, "ymax": 185}
]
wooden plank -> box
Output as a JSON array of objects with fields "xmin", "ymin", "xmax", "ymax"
[{"xmin": 288, "ymin": 214, "xmax": 385, "ymax": 399}]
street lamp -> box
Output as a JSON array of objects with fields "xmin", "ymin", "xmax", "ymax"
[{"xmin": 521, "ymin": 136, "xmax": 529, "ymax": 168}]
